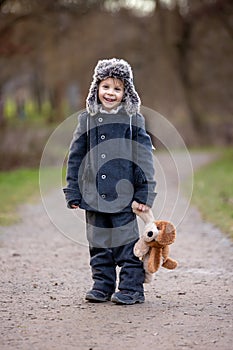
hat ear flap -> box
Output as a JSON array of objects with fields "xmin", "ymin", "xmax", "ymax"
[
  {"xmin": 86, "ymin": 82, "xmax": 99, "ymax": 115},
  {"xmin": 123, "ymin": 83, "xmax": 141, "ymax": 116}
]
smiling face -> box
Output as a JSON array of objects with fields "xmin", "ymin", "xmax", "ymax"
[{"xmin": 98, "ymin": 77, "xmax": 124, "ymax": 111}]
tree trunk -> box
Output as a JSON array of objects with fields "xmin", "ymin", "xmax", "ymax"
[{"xmin": 176, "ymin": 17, "xmax": 206, "ymax": 139}]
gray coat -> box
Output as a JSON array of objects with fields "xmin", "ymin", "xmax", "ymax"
[{"xmin": 63, "ymin": 107, "xmax": 156, "ymax": 213}]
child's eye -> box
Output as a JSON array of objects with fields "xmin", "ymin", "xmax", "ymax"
[
  {"xmin": 115, "ymin": 87, "xmax": 122, "ymax": 92},
  {"xmin": 102, "ymin": 85, "xmax": 109, "ymax": 89}
]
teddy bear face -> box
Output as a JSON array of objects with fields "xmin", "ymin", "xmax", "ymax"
[
  {"xmin": 143, "ymin": 222, "xmax": 159, "ymax": 242},
  {"xmin": 144, "ymin": 221, "xmax": 176, "ymax": 248}
]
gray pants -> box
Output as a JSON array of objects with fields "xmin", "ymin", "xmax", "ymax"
[{"xmin": 86, "ymin": 211, "xmax": 145, "ymax": 294}]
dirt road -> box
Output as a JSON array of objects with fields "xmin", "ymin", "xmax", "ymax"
[{"xmin": 0, "ymin": 153, "xmax": 232, "ymax": 350}]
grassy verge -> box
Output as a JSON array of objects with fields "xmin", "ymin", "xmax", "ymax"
[
  {"xmin": 192, "ymin": 149, "xmax": 233, "ymax": 239},
  {"xmin": 0, "ymin": 167, "xmax": 62, "ymax": 226},
  {"xmin": 0, "ymin": 168, "xmax": 40, "ymax": 225}
]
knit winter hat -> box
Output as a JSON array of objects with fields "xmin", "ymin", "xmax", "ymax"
[{"xmin": 86, "ymin": 58, "xmax": 141, "ymax": 116}]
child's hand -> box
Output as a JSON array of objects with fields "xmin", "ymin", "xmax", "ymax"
[
  {"xmin": 71, "ymin": 204, "xmax": 79, "ymax": 209},
  {"xmin": 135, "ymin": 202, "xmax": 150, "ymax": 212}
]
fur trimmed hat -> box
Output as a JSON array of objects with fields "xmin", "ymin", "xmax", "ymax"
[{"xmin": 86, "ymin": 58, "xmax": 141, "ymax": 116}]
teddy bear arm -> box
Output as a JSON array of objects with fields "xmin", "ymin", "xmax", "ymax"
[
  {"xmin": 162, "ymin": 245, "xmax": 169, "ymax": 261},
  {"xmin": 162, "ymin": 257, "xmax": 178, "ymax": 270},
  {"xmin": 161, "ymin": 246, "xmax": 178, "ymax": 269}
]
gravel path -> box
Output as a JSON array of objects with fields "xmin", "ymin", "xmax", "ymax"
[{"xmin": 0, "ymin": 152, "xmax": 232, "ymax": 350}]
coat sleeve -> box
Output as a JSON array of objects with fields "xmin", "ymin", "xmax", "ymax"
[
  {"xmin": 63, "ymin": 112, "xmax": 88, "ymax": 208},
  {"xmin": 132, "ymin": 114, "xmax": 157, "ymax": 207}
]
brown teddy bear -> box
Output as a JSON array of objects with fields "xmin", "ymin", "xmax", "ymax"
[{"xmin": 132, "ymin": 201, "xmax": 178, "ymax": 283}]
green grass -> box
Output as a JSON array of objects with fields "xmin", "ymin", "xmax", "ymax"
[
  {"xmin": 192, "ymin": 149, "xmax": 233, "ymax": 239},
  {"xmin": 0, "ymin": 167, "xmax": 63, "ymax": 226},
  {"xmin": 0, "ymin": 168, "xmax": 40, "ymax": 225},
  {"xmin": 1, "ymin": 150, "xmax": 233, "ymax": 240}
]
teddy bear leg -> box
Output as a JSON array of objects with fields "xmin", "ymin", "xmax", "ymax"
[
  {"xmin": 144, "ymin": 271, "xmax": 153, "ymax": 283},
  {"xmin": 148, "ymin": 247, "xmax": 161, "ymax": 273},
  {"xmin": 142, "ymin": 255, "xmax": 152, "ymax": 283}
]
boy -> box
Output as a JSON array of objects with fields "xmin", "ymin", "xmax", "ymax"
[{"xmin": 63, "ymin": 58, "xmax": 156, "ymax": 304}]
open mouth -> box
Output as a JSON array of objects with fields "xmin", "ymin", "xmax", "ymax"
[{"xmin": 104, "ymin": 96, "xmax": 116, "ymax": 103}]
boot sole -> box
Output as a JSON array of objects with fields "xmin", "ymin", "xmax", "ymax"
[
  {"xmin": 85, "ymin": 293, "xmax": 111, "ymax": 303},
  {"xmin": 111, "ymin": 295, "xmax": 144, "ymax": 305}
]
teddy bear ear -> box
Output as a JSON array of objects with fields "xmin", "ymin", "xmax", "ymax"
[
  {"xmin": 165, "ymin": 222, "xmax": 175, "ymax": 234},
  {"xmin": 156, "ymin": 221, "xmax": 175, "ymax": 234}
]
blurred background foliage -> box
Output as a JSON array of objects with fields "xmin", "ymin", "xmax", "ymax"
[{"xmin": 0, "ymin": 0, "xmax": 233, "ymax": 170}]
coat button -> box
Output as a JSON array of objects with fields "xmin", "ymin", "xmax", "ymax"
[
  {"xmin": 98, "ymin": 117, "xmax": 103, "ymax": 122},
  {"xmin": 101, "ymin": 153, "xmax": 106, "ymax": 159},
  {"xmin": 101, "ymin": 194, "xmax": 106, "ymax": 199},
  {"xmin": 100, "ymin": 134, "xmax": 105, "ymax": 140},
  {"xmin": 101, "ymin": 174, "xmax": 106, "ymax": 179}
]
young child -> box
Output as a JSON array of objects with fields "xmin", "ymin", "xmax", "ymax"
[{"xmin": 63, "ymin": 58, "xmax": 156, "ymax": 304}]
